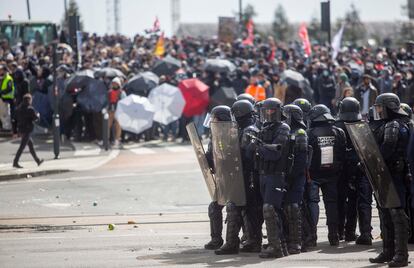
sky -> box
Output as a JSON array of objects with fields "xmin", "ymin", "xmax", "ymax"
[{"xmin": 1, "ymin": 0, "xmax": 409, "ymax": 37}]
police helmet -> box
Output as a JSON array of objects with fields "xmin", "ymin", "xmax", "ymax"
[
  {"xmin": 373, "ymin": 93, "xmax": 407, "ymax": 120},
  {"xmin": 282, "ymin": 104, "xmax": 306, "ymax": 128},
  {"xmin": 400, "ymin": 103, "xmax": 412, "ymax": 118},
  {"xmin": 293, "ymin": 98, "xmax": 312, "ymax": 115},
  {"xmin": 231, "ymin": 100, "xmax": 254, "ymax": 119},
  {"xmin": 308, "ymin": 104, "xmax": 335, "ymax": 122},
  {"xmin": 210, "ymin": 105, "xmax": 232, "ymax": 122},
  {"xmin": 338, "ymin": 97, "xmax": 362, "ymax": 121},
  {"xmin": 236, "ymin": 93, "xmax": 256, "ymax": 105},
  {"xmin": 262, "ymin": 98, "xmax": 282, "ymax": 123}
]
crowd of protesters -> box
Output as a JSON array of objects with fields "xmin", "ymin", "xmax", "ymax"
[{"xmin": 0, "ymin": 31, "xmax": 413, "ymax": 145}]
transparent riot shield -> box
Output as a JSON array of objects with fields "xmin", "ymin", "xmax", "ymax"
[
  {"xmin": 210, "ymin": 121, "xmax": 246, "ymax": 206},
  {"xmin": 345, "ymin": 121, "xmax": 401, "ymax": 208},
  {"xmin": 186, "ymin": 122, "xmax": 217, "ymax": 201}
]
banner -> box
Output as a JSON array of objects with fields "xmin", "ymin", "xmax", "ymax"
[
  {"xmin": 298, "ymin": 23, "xmax": 311, "ymax": 56},
  {"xmin": 242, "ymin": 19, "xmax": 254, "ymax": 46},
  {"xmin": 218, "ymin": 17, "xmax": 238, "ymax": 43},
  {"xmin": 331, "ymin": 24, "xmax": 345, "ymax": 61},
  {"xmin": 154, "ymin": 32, "xmax": 165, "ymax": 57}
]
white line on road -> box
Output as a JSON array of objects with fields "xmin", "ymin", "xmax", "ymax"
[
  {"xmin": 74, "ymin": 148, "xmax": 101, "ymax": 156},
  {"xmin": 164, "ymin": 147, "xmax": 192, "ymax": 153},
  {"xmin": 130, "ymin": 148, "xmax": 156, "ymax": 155},
  {"xmin": 0, "ymin": 169, "xmax": 200, "ymax": 185}
]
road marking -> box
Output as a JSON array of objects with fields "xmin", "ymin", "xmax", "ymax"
[
  {"xmin": 74, "ymin": 148, "xmax": 101, "ymax": 156},
  {"xmin": 164, "ymin": 146, "xmax": 192, "ymax": 153},
  {"xmin": 130, "ymin": 148, "xmax": 156, "ymax": 155},
  {"xmin": 0, "ymin": 169, "xmax": 200, "ymax": 185}
]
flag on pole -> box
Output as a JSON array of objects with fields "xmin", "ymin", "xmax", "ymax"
[
  {"xmin": 298, "ymin": 23, "xmax": 312, "ymax": 56},
  {"xmin": 152, "ymin": 17, "xmax": 160, "ymax": 32},
  {"xmin": 154, "ymin": 32, "xmax": 165, "ymax": 57},
  {"xmin": 242, "ymin": 19, "xmax": 254, "ymax": 46},
  {"xmin": 331, "ymin": 24, "xmax": 345, "ymax": 61}
]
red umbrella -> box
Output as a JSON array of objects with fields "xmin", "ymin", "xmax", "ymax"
[{"xmin": 178, "ymin": 78, "xmax": 210, "ymax": 117}]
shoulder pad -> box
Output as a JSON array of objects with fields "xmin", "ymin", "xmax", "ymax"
[
  {"xmin": 296, "ymin": 128, "xmax": 306, "ymax": 136},
  {"xmin": 245, "ymin": 125, "xmax": 259, "ymax": 134},
  {"xmin": 280, "ymin": 122, "xmax": 291, "ymax": 132},
  {"xmin": 385, "ymin": 120, "xmax": 399, "ymax": 129}
]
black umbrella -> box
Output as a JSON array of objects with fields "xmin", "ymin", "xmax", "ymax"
[
  {"xmin": 281, "ymin": 70, "xmax": 314, "ymax": 103},
  {"xmin": 65, "ymin": 69, "xmax": 95, "ymax": 93},
  {"xmin": 281, "ymin": 70, "xmax": 306, "ymax": 88},
  {"xmin": 152, "ymin": 55, "xmax": 181, "ymax": 77},
  {"xmin": 124, "ymin": 72, "xmax": 159, "ymax": 96},
  {"xmin": 94, "ymin": 67, "xmax": 125, "ymax": 79},
  {"xmin": 204, "ymin": 59, "xmax": 236, "ymax": 73},
  {"xmin": 76, "ymin": 79, "xmax": 108, "ymax": 113},
  {"xmin": 209, "ymin": 86, "xmax": 237, "ymax": 109},
  {"xmin": 59, "ymin": 92, "xmax": 74, "ymax": 120}
]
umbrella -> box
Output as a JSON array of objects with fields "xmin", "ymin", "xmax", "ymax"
[
  {"xmin": 280, "ymin": 70, "xmax": 313, "ymax": 103},
  {"xmin": 178, "ymin": 78, "xmax": 210, "ymax": 117},
  {"xmin": 77, "ymin": 79, "xmax": 108, "ymax": 113},
  {"xmin": 204, "ymin": 59, "xmax": 236, "ymax": 73},
  {"xmin": 32, "ymin": 91, "xmax": 52, "ymax": 128},
  {"xmin": 281, "ymin": 69, "xmax": 306, "ymax": 88},
  {"xmin": 152, "ymin": 55, "xmax": 181, "ymax": 77},
  {"xmin": 124, "ymin": 72, "xmax": 159, "ymax": 96},
  {"xmin": 65, "ymin": 69, "xmax": 95, "ymax": 93},
  {"xmin": 209, "ymin": 86, "xmax": 237, "ymax": 108},
  {"xmin": 115, "ymin": 94, "xmax": 155, "ymax": 134},
  {"xmin": 59, "ymin": 92, "xmax": 74, "ymax": 120},
  {"xmin": 148, "ymin": 83, "xmax": 186, "ymax": 125},
  {"xmin": 94, "ymin": 67, "xmax": 125, "ymax": 79}
]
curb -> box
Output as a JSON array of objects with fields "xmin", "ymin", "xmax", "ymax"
[{"xmin": 0, "ymin": 169, "xmax": 71, "ymax": 182}]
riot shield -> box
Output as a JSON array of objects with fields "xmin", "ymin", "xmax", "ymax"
[
  {"xmin": 345, "ymin": 121, "xmax": 401, "ymax": 208},
  {"xmin": 186, "ymin": 122, "xmax": 217, "ymax": 201},
  {"xmin": 210, "ymin": 121, "xmax": 246, "ymax": 206}
]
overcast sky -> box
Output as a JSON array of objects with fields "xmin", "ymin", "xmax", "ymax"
[{"xmin": 2, "ymin": 0, "xmax": 409, "ymax": 36}]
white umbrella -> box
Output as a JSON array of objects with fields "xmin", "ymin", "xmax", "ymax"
[
  {"xmin": 148, "ymin": 83, "xmax": 186, "ymax": 125},
  {"xmin": 115, "ymin": 94, "xmax": 155, "ymax": 134}
]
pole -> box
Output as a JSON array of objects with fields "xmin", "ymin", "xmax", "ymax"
[
  {"xmin": 26, "ymin": 0, "xmax": 31, "ymax": 20},
  {"xmin": 102, "ymin": 108, "xmax": 109, "ymax": 151},
  {"xmin": 327, "ymin": 0, "xmax": 331, "ymax": 45},
  {"xmin": 239, "ymin": 0, "xmax": 243, "ymax": 24},
  {"xmin": 52, "ymin": 42, "xmax": 61, "ymax": 159}
]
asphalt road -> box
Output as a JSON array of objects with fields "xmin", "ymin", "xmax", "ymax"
[{"xmin": 0, "ymin": 145, "xmax": 413, "ymax": 267}]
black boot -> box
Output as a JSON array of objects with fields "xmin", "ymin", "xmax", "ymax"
[
  {"xmin": 286, "ymin": 204, "xmax": 302, "ymax": 254},
  {"xmin": 344, "ymin": 231, "xmax": 358, "ymax": 242},
  {"xmin": 215, "ymin": 203, "xmax": 241, "ymax": 255},
  {"xmin": 240, "ymin": 205, "xmax": 262, "ymax": 253},
  {"xmin": 259, "ymin": 204, "xmax": 284, "ymax": 259},
  {"xmin": 356, "ymin": 233, "xmax": 372, "ymax": 245},
  {"xmin": 369, "ymin": 209, "xmax": 394, "ymax": 264},
  {"xmin": 328, "ymin": 224, "xmax": 339, "ymax": 246},
  {"xmin": 388, "ymin": 209, "xmax": 409, "ymax": 267},
  {"xmin": 204, "ymin": 202, "xmax": 223, "ymax": 250}
]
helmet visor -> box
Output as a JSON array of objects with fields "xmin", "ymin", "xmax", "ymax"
[{"xmin": 262, "ymin": 108, "xmax": 281, "ymax": 123}]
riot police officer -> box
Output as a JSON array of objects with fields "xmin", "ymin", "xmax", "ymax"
[
  {"xmin": 306, "ymin": 104, "xmax": 346, "ymax": 246},
  {"xmin": 203, "ymin": 106, "xmax": 232, "ymax": 251},
  {"xmin": 369, "ymin": 93, "xmax": 410, "ymax": 267},
  {"xmin": 231, "ymin": 100, "xmax": 263, "ymax": 253},
  {"xmin": 335, "ymin": 97, "xmax": 373, "ymax": 245},
  {"xmin": 255, "ymin": 98, "xmax": 291, "ymax": 258},
  {"xmin": 282, "ymin": 104, "xmax": 309, "ymax": 254}
]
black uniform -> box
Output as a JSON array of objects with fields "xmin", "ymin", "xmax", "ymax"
[
  {"xmin": 256, "ymin": 98, "xmax": 291, "ymax": 259},
  {"xmin": 231, "ymin": 100, "xmax": 263, "ymax": 253},
  {"xmin": 306, "ymin": 104, "xmax": 346, "ymax": 246},
  {"xmin": 369, "ymin": 93, "xmax": 410, "ymax": 267},
  {"xmin": 282, "ymin": 104, "xmax": 309, "ymax": 254},
  {"xmin": 334, "ymin": 97, "xmax": 373, "ymax": 245}
]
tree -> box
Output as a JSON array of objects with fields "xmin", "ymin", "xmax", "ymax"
[
  {"xmin": 242, "ymin": 4, "xmax": 257, "ymax": 26},
  {"xmin": 307, "ymin": 15, "xmax": 324, "ymax": 44},
  {"xmin": 335, "ymin": 4, "xmax": 366, "ymax": 45},
  {"xmin": 272, "ymin": 4, "xmax": 292, "ymax": 42},
  {"xmin": 398, "ymin": 4, "xmax": 414, "ymax": 45},
  {"xmin": 61, "ymin": 0, "xmax": 84, "ymax": 32}
]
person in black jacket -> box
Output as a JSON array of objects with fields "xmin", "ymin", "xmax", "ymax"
[
  {"xmin": 13, "ymin": 94, "xmax": 43, "ymax": 168},
  {"xmin": 306, "ymin": 104, "xmax": 346, "ymax": 246}
]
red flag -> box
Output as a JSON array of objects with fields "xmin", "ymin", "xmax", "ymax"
[
  {"xmin": 152, "ymin": 17, "xmax": 160, "ymax": 32},
  {"xmin": 242, "ymin": 19, "xmax": 254, "ymax": 46},
  {"xmin": 298, "ymin": 23, "xmax": 312, "ymax": 56}
]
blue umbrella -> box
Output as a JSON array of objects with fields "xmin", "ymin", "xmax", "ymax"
[{"xmin": 32, "ymin": 91, "xmax": 52, "ymax": 128}]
